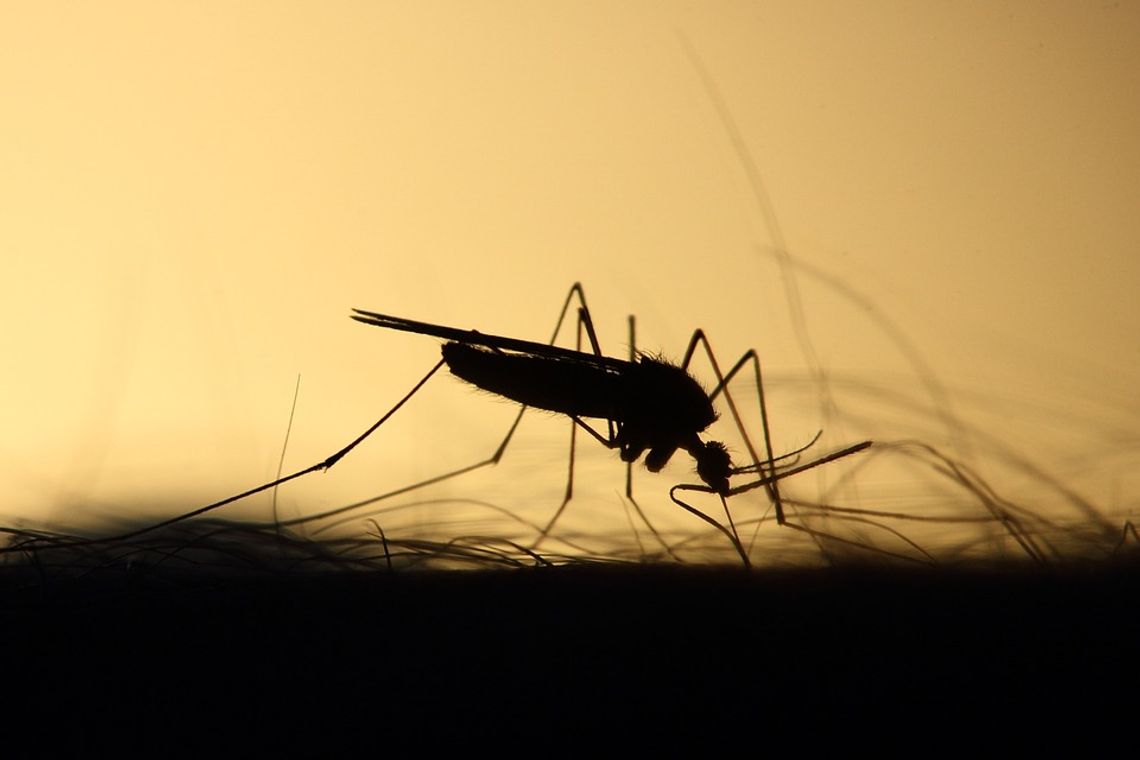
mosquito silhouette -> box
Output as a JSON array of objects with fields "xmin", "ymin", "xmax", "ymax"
[
  {"xmin": 352, "ymin": 301, "xmax": 734, "ymax": 495},
  {"xmin": 66, "ymin": 282, "xmax": 867, "ymax": 568},
  {"xmin": 339, "ymin": 283, "xmax": 868, "ymax": 566}
]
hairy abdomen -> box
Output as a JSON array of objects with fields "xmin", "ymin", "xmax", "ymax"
[{"xmin": 442, "ymin": 342, "xmax": 623, "ymax": 420}]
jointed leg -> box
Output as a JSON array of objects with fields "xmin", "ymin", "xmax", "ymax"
[
  {"xmin": 619, "ymin": 314, "xmax": 680, "ymax": 560},
  {"xmin": 680, "ymin": 331, "xmax": 785, "ymax": 523},
  {"xmin": 533, "ymin": 295, "xmax": 676, "ymax": 559},
  {"xmin": 533, "ymin": 288, "xmax": 620, "ymax": 550},
  {"xmin": 70, "ymin": 357, "xmax": 449, "ymax": 545}
]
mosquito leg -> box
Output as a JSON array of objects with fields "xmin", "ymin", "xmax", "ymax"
[
  {"xmin": 320, "ymin": 360, "xmax": 446, "ymax": 470},
  {"xmin": 573, "ymin": 286, "xmax": 617, "ymax": 443},
  {"xmin": 503, "ymin": 280, "xmax": 599, "ymax": 482},
  {"xmin": 622, "ymin": 313, "xmax": 680, "ymax": 561},
  {"xmin": 670, "ymin": 485, "xmax": 751, "ymax": 569},
  {"xmin": 535, "ymin": 302, "xmax": 593, "ymax": 546},
  {"xmin": 46, "ymin": 358, "xmax": 449, "ymax": 549},
  {"xmin": 531, "ymin": 291, "xmax": 603, "ymax": 551},
  {"xmin": 533, "ymin": 300, "xmax": 678, "ymax": 560},
  {"xmin": 681, "ymin": 331, "xmax": 784, "ymax": 524},
  {"xmin": 394, "ymin": 282, "xmax": 602, "ymax": 475}
]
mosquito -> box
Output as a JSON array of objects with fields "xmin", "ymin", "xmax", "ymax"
[
  {"xmin": 340, "ymin": 282, "xmax": 869, "ymax": 566},
  {"xmin": 0, "ymin": 282, "xmax": 869, "ymax": 567}
]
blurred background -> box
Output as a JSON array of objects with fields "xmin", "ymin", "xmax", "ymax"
[{"xmin": 2, "ymin": 1, "xmax": 1137, "ymax": 564}]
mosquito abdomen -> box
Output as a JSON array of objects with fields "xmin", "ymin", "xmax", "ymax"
[{"xmin": 442, "ymin": 342, "xmax": 622, "ymax": 420}]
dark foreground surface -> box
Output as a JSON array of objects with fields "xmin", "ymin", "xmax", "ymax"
[{"xmin": 3, "ymin": 559, "xmax": 1137, "ymax": 753}]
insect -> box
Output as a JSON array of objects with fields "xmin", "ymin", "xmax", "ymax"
[
  {"xmin": 0, "ymin": 282, "xmax": 869, "ymax": 568},
  {"xmin": 339, "ymin": 283, "xmax": 869, "ymax": 566},
  {"xmin": 352, "ymin": 297, "xmax": 733, "ymax": 495}
]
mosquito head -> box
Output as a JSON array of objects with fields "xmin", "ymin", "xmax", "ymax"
[{"xmin": 692, "ymin": 439, "xmax": 732, "ymax": 495}]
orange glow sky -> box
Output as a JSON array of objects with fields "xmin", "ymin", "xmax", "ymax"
[{"xmin": 2, "ymin": 2, "xmax": 1137, "ymax": 559}]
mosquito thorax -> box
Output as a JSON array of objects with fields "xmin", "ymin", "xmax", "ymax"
[{"xmin": 630, "ymin": 356, "xmax": 718, "ymax": 434}]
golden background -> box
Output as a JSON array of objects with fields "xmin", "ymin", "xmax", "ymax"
[{"xmin": 2, "ymin": 2, "xmax": 1137, "ymax": 560}]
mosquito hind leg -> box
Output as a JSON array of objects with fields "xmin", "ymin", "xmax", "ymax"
[{"xmin": 83, "ymin": 357, "xmax": 450, "ymax": 546}]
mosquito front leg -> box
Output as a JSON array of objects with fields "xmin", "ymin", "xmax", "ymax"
[
  {"xmin": 669, "ymin": 484, "xmax": 751, "ymax": 568},
  {"xmin": 681, "ymin": 331, "xmax": 784, "ymax": 524}
]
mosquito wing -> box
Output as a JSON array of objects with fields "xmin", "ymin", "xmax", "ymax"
[{"xmin": 351, "ymin": 309, "xmax": 629, "ymax": 371}]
